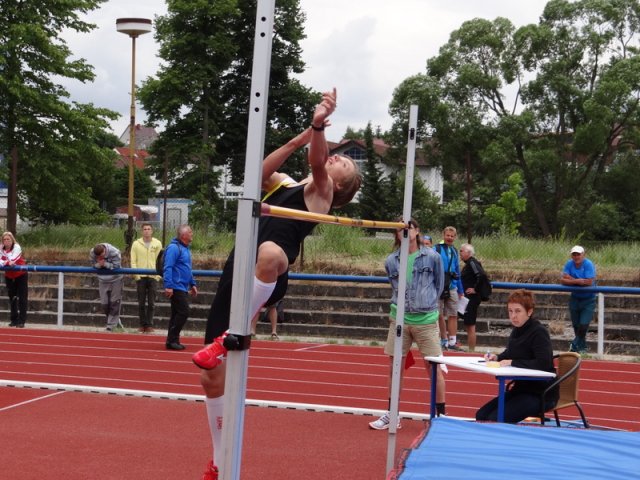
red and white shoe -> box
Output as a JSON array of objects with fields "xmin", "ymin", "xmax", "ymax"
[
  {"xmin": 192, "ymin": 333, "xmax": 228, "ymax": 370},
  {"xmin": 201, "ymin": 460, "xmax": 218, "ymax": 480}
]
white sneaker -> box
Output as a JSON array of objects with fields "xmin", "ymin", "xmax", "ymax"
[{"xmin": 369, "ymin": 412, "xmax": 401, "ymax": 430}]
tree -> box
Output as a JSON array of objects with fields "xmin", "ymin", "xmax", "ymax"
[
  {"xmin": 342, "ymin": 126, "xmax": 366, "ymax": 140},
  {"xmin": 139, "ymin": 0, "xmax": 318, "ymax": 226},
  {"xmin": 357, "ymin": 123, "xmax": 391, "ymax": 224},
  {"xmin": 384, "ymin": 169, "xmax": 440, "ymax": 232},
  {"xmin": 389, "ymin": 0, "xmax": 640, "ymax": 238},
  {"xmin": 0, "ymin": 0, "xmax": 119, "ymax": 227},
  {"xmin": 219, "ymin": 0, "xmax": 318, "ymax": 183},
  {"xmin": 137, "ymin": 0, "xmax": 239, "ymax": 225},
  {"xmin": 111, "ymin": 168, "xmax": 157, "ymax": 211},
  {"xmin": 485, "ymin": 172, "xmax": 527, "ymax": 235},
  {"xmin": 514, "ymin": 0, "xmax": 640, "ymax": 235}
]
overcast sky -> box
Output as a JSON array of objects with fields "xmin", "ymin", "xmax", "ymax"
[{"xmin": 62, "ymin": 0, "xmax": 550, "ymax": 142}]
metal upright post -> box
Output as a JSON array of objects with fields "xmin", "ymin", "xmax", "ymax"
[
  {"xmin": 162, "ymin": 154, "xmax": 168, "ymax": 246},
  {"xmin": 385, "ymin": 105, "xmax": 418, "ymax": 476},
  {"xmin": 597, "ymin": 292, "xmax": 604, "ymax": 356},
  {"xmin": 57, "ymin": 272, "xmax": 64, "ymax": 327},
  {"xmin": 220, "ymin": 2, "xmax": 275, "ymax": 479},
  {"xmin": 126, "ymin": 34, "xmax": 137, "ymax": 252},
  {"xmin": 116, "ymin": 18, "xmax": 152, "ymax": 255}
]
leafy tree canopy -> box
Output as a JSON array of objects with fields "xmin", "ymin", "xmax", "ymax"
[
  {"xmin": 389, "ymin": 0, "xmax": 640, "ymax": 239},
  {"xmin": 0, "ymin": 0, "xmax": 120, "ymax": 226},
  {"xmin": 139, "ymin": 0, "xmax": 319, "ymax": 227}
]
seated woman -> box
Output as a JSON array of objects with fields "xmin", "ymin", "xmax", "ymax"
[{"xmin": 476, "ymin": 289, "xmax": 558, "ymax": 423}]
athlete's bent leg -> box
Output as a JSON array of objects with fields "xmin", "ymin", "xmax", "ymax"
[{"xmin": 193, "ymin": 331, "xmax": 230, "ymax": 370}]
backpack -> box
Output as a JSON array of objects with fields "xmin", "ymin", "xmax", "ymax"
[
  {"xmin": 477, "ymin": 274, "xmax": 493, "ymax": 301},
  {"xmin": 470, "ymin": 259, "xmax": 492, "ymax": 301},
  {"xmin": 155, "ymin": 248, "xmax": 166, "ymax": 276},
  {"xmin": 156, "ymin": 243, "xmax": 184, "ymax": 276}
]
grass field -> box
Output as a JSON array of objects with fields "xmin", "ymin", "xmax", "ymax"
[{"xmin": 17, "ymin": 224, "xmax": 640, "ymax": 282}]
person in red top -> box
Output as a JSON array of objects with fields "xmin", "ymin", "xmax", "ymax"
[{"xmin": 0, "ymin": 232, "xmax": 28, "ymax": 327}]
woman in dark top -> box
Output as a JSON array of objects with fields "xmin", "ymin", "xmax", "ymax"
[{"xmin": 476, "ymin": 289, "xmax": 558, "ymax": 423}]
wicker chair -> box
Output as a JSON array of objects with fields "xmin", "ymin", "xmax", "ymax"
[{"xmin": 540, "ymin": 352, "xmax": 590, "ymax": 428}]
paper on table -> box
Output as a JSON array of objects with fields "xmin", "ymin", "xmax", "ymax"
[
  {"xmin": 457, "ymin": 296, "xmax": 469, "ymax": 315},
  {"xmin": 437, "ymin": 354, "xmax": 448, "ymax": 374}
]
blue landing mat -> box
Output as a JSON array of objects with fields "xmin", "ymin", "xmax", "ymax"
[{"xmin": 398, "ymin": 417, "xmax": 640, "ymax": 480}]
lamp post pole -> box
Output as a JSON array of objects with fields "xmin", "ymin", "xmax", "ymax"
[{"xmin": 116, "ymin": 18, "xmax": 152, "ymax": 255}]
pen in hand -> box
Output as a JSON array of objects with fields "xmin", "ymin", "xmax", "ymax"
[{"xmin": 477, "ymin": 351, "xmax": 490, "ymax": 363}]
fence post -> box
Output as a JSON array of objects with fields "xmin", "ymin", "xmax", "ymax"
[
  {"xmin": 57, "ymin": 272, "xmax": 64, "ymax": 327},
  {"xmin": 597, "ymin": 292, "xmax": 604, "ymax": 356}
]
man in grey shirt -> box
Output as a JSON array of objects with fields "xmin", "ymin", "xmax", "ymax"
[{"xmin": 91, "ymin": 243, "xmax": 124, "ymax": 331}]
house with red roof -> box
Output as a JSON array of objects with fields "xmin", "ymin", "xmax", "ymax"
[
  {"xmin": 119, "ymin": 124, "xmax": 159, "ymax": 151},
  {"xmin": 211, "ymin": 136, "xmax": 443, "ymax": 203},
  {"xmin": 327, "ymin": 137, "xmax": 443, "ymax": 202},
  {"xmin": 113, "ymin": 146, "xmax": 150, "ymax": 170}
]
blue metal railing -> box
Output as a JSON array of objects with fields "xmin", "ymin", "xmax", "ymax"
[{"xmin": 3, "ymin": 265, "xmax": 640, "ymax": 356}]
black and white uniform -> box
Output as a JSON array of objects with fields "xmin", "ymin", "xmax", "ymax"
[{"xmin": 204, "ymin": 180, "xmax": 316, "ymax": 343}]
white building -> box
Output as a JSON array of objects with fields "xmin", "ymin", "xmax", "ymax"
[
  {"xmin": 327, "ymin": 138, "xmax": 444, "ymax": 202},
  {"xmin": 213, "ymin": 137, "xmax": 444, "ymax": 203}
]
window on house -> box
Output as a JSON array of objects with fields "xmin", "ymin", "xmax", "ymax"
[
  {"xmin": 342, "ymin": 147, "xmax": 367, "ymax": 170},
  {"xmin": 343, "ymin": 147, "xmax": 366, "ymax": 160}
]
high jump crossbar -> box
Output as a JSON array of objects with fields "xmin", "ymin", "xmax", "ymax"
[{"xmin": 261, "ymin": 203, "xmax": 406, "ymax": 230}]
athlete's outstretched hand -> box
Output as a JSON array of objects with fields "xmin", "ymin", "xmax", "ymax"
[{"xmin": 312, "ymin": 88, "xmax": 337, "ymax": 128}]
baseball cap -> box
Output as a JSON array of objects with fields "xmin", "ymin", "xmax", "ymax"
[{"xmin": 570, "ymin": 245, "xmax": 585, "ymax": 254}]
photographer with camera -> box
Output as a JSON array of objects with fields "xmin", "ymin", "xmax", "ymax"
[{"xmin": 436, "ymin": 226, "xmax": 464, "ymax": 351}]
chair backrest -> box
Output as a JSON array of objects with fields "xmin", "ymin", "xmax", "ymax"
[{"xmin": 555, "ymin": 352, "xmax": 582, "ymax": 408}]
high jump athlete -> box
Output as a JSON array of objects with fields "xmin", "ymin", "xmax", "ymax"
[{"xmin": 192, "ymin": 89, "xmax": 362, "ymax": 480}]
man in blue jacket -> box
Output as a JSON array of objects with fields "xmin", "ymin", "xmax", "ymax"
[
  {"xmin": 436, "ymin": 226, "xmax": 464, "ymax": 351},
  {"xmin": 163, "ymin": 224, "xmax": 197, "ymax": 350}
]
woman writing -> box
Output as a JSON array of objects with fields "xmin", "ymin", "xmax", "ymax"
[
  {"xmin": 476, "ymin": 289, "xmax": 557, "ymax": 423},
  {"xmin": 1, "ymin": 232, "xmax": 28, "ymax": 328}
]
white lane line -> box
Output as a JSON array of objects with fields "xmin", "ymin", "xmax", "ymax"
[
  {"xmin": 0, "ymin": 380, "xmax": 446, "ymax": 421},
  {"xmin": 0, "ymin": 349, "xmax": 390, "ymax": 370},
  {"xmin": 0, "ymin": 390, "xmax": 66, "ymax": 412},
  {"xmin": 294, "ymin": 344, "xmax": 331, "ymax": 352}
]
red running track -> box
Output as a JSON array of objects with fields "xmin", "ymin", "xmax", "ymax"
[{"xmin": 1, "ymin": 327, "xmax": 639, "ymax": 479}]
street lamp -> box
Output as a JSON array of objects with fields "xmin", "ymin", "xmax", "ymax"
[{"xmin": 116, "ymin": 17, "xmax": 152, "ymax": 255}]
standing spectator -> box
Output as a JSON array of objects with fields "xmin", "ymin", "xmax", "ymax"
[
  {"xmin": 459, "ymin": 243, "xmax": 488, "ymax": 352},
  {"xmin": 422, "ymin": 234, "xmax": 433, "ymax": 248},
  {"xmin": 131, "ymin": 223, "xmax": 162, "ymax": 333},
  {"xmin": 369, "ymin": 219, "xmax": 446, "ymax": 430},
  {"xmin": 250, "ymin": 300, "xmax": 282, "ymax": 340},
  {"xmin": 476, "ymin": 289, "xmax": 557, "ymax": 423},
  {"xmin": 435, "ymin": 226, "xmax": 464, "ymax": 351},
  {"xmin": 560, "ymin": 245, "xmax": 597, "ymax": 354},
  {"xmin": 1, "ymin": 232, "xmax": 28, "ymax": 328},
  {"xmin": 163, "ymin": 224, "xmax": 197, "ymax": 350},
  {"xmin": 90, "ymin": 243, "xmax": 124, "ymax": 332}
]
